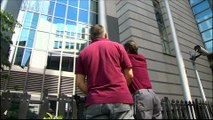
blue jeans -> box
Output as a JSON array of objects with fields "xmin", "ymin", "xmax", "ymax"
[
  {"xmin": 85, "ymin": 103, "xmax": 134, "ymax": 119},
  {"xmin": 133, "ymin": 89, "xmax": 162, "ymax": 119}
]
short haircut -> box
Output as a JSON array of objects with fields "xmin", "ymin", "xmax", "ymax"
[
  {"xmin": 90, "ymin": 24, "xmax": 105, "ymax": 40},
  {"xmin": 124, "ymin": 40, "xmax": 138, "ymax": 54}
]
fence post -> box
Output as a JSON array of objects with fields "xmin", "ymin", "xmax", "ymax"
[
  {"xmin": 1, "ymin": 90, "xmax": 12, "ymax": 119},
  {"xmin": 38, "ymin": 89, "xmax": 49, "ymax": 119},
  {"xmin": 161, "ymin": 98, "xmax": 167, "ymax": 119},
  {"xmin": 176, "ymin": 100, "xmax": 183, "ymax": 119},
  {"xmin": 18, "ymin": 92, "xmax": 31, "ymax": 119},
  {"xmin": 72, "ymin": 95, "xmax": 78, "ymax": 119},
  {"xmin": 165, "ymin": 97, "xmax": 173, "ymax": 119},
  {"xmin": 58, "ymin": 93, "xmax": 66, "ymax": 117},
  {"xmin": 171, "ymin": 99, "xmax": 178, "ymax": 119}
]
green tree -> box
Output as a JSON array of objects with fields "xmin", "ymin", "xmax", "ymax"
[{"xmin": 0, "ymin": 10, "xmax": 21, "ymax": 70}]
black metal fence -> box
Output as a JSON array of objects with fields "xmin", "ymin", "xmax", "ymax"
[
  {"xmin": 1, "ymin": 91, "xmax": 212, "ymax": 119},
  {"xmin": 161, "ymin": 97, "xmax": 213, "ymax": 119}
]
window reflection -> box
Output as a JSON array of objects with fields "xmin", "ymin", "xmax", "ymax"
[
  {"xmin": 79, "ymin": 10, "xmax": 88, "ymax": 23},
  {"xmin": 52, "ymin": 18, "xmax": 65, "ymax": 34},
  {"xmin": 35, "ymin": 32, "xmax": 49, "ymax": 50},
  {"xmin": 189, "ymin": 0, "xmax": 202, "ymax": 6},
  {"xmin": 198, "ymin": 19, "xmax": 212, "ymax": 32},
  {"xmin": 26, "ymin": 30, "xmax": 36, "ymax": 48},
  {"xmin": 80, "ymin": 0, "xmax": 88, "ymax": 10},
  {"xmin": 205, "ymin": 41, "xmax": 213, "ymax": 52},
  {"xmin": 47, "ymin": 52, "xmax": 60, "ymax": 70},
  {"xmin": 55, "ymin": 3, "xmax": 66, "ymax": 18},
  {"xmin": 90, "ymin": 12, "xmax": 98, "ymax": 25},
  {"xmin": 19, "ymin": 29, "xmax": 29, "ymax": 46},
  {"xmin": 68, "ymin": 0, "xmax": 78, "ymax": 7},
  {"xmin": 38, "ymin": 15, "xmax": 52, "ymax": 32},
  {"xmin": 192, "ymin": 1, "xmax": 209, "ymax": 14},
  {"xmin": 62, "ymin": 55, "xmax": 74, "ymax": 72},
  {"xmin": 21, "ymin": 0, "xmax": 29, "ymax": 10},
  {"xmin": 195, "ymin": 9, "xmax": 212, "ymax": 23},
  {"xmin": 14, "ymin": 48, "xmax": 32, "ymax": 67},
  {"xmin": 201, "ymin": 30, "xmax": 212, "ymax": 42},
  {"xmin": 57, "ymin": 0, "xmax": 67, "ymax": 4},
  {"xmin": 19, "ymin": 29, "xmax": 36, "ymax": 48},
  {"xmin": 90, "ymin": 0, "xmax": 98, "ymax": 12},
  {"xmin": 28, "ymin": 0, "xmax": 41, "ymax": 12},
  {"xmin": 66, "ymin": 21, "xmax": 76, "ymax": 39},
  {"xmin": 23, "ymin": 12, "xmax": 39, "ymax": 29},
  {"xmin": 54, "ymin": 41, "xmax": 62, "ymax": 49},
  {"xmin": 67, "ymin": 7, "xmax": 77, "ymax": 20},
  {"xmin": 41, "ymin": 1, "xmax": 55, "ymax": 16}
]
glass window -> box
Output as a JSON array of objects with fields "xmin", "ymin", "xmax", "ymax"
[
  {"xmin": 152, "ymin": 0, "xmax": 171, "ymax": 54},
  {"xmin": 35, "ymin": 32, "xmax": 49, "ymax": 50},
  {"xmin": 59, "ymin": 41, "xmax": 62, "ymax": 48},
  {"xmin": 68, "ymin": 0, "xmax": 78, "ymax": 7},
  {"xmin": 201, "ymin": 29, "xmax": 212, "ymax": 42},
  {"xmin": 65, "ymin": 42, "xmax": 69, "ymax": 49},
  {"xmin": 26, "ymin": 30, "xmax": 36, "ymax": 48},
  {"xmin": 47, "ymin": 52, "xmax": 60, "ymax": 70},
  {"xmin": 195, "ymin": 9, "xmax": 212, "ymax": 23},
  {"xmin": 21, "ymin": 0, "xmax": 29, "ymax": 10},
  {"xmin": 90, "ymin": 12, "xmax": 98, "ymax": 25},
  {"xmin": 66, "ymin": 21, "xmax": 76, "ymax": 38},
  {"xmin": 14, "ymin": 47, "xmax": 25, "ymax": 66},
  {"xmin": 189, "ymin": 0, "xmax": 203, "ymax": 7},
  {"xmin": 61, "ymin": 56, "xmax": 74, "ymax": 72},
  {"xmin": 192, "ymin": 1, "xmax": 209, "ymax": 14},
  {"xmin": 79, "ymin": 10, "xmax": 88, "ymax": 23},
  {"xmin": 31, "ymin": 13, "xmax": 39, "ymax": 29},
  {"xmin": 205, "ymin": 40, "xmax": 213, "ymax": 52},
  {"xmin": 41, "ymin": 1, "xmax": 55, "ymax": 15},
  {"xmin": 23, "ymin": 12, "xmax": 33, "ymax": 28},
  {"xmin": 80, "ymin": 0, "xmax": 88, "ymax": 10},
  {"xmin": 54, "ymin": 41, "xmax": 62, "ymax": 49},
  {"xmin": 19, "ymin": 29, "xmax": 29, "ymax": 46},
  {"xmin": 56, "ymin": 0, "xmax": 67, "ymax": 4},
  {"xmin": 70, "ymin": 43, "xmax": 74, "ymax": 49},
  {"xmin": 67, "ymin": 7, "xmax": 77, "ymax": 20},
  {"xmin": 90, "ymin": 0, "xmax": 98, "ymax": 12},
  {"xmin": 198, "ymin": 19, "xmax": 212, "ymax": 32},
  {"xmin": 54, "ymin": 41, "xmax": 59, "ymax": 49},
  {"xmin": 38, "ymin": 15, "xmax": 52, "ymax": 32},
  {"xmin": 14, "ymin": 47, "xmax": 32, "ymax": 67},
  {"xmin": 52, "ymin": 18, "xmax": 65, "ymax": 34},
  {"xmin": 21, "ymin": 49, "xmax": 32, "ymax": 67},
  {"xmin": 17, "ymin": 10, "xmax": 25, "ymax": 25},
  {"xmin": 28, "ymin": 0, "xmax": 41, "ymax": 12},
  {"xmin": 55, "ymin": 3, "xmax": 66, "ymax": 18}
]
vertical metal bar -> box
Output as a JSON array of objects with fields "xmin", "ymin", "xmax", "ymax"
[
  {"xmin": 164, "ymin": 0, "xmax": 192, "ymax": 102},
  {"xmin": 98, "ymin": 0, "xmax": 108, "ymax": 33}
]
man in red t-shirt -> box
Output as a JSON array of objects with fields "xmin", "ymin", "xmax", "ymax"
[
  {"xmin": 124, "ymin": 40, "xmax": 162, "ymax": 119},
  {"xmin": 75, "ymin": 24, "xmax": 134, "ymax": 119}
]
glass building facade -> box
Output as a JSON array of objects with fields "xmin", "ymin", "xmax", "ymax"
[
  {"xmin": 10, "ymin": 0, "xmax": 98, "ymax": 72},
  {"xmin": 189, "ymin": 0, "xmax": 213, "ymax": 53}
]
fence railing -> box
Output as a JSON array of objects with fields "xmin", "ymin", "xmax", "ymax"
[
  {"xmin": 1, "ymin": 91, "xmax": 212, "ymax": 119},
  {"xmin": 161, "ymin": 97, "xmax": 213, "ymax": 119}
]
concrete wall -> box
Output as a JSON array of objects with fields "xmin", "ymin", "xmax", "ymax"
[{"xmin": 115, "ymin": 0, "xmax": 212, "ymax": 102}]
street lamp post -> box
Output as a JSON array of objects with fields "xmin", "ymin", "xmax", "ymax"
[{"xmin": 189, "ymin": 45, "xmax": 211, "ymax": 119}]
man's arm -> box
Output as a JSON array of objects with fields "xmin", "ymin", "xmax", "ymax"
[
  {"xmin": 123, "ymin": 67, "xmax": 133, "ymax": 85},
  {"xmin": 76, "ymin": 74, "xmax": 87, "ymax": 94}
]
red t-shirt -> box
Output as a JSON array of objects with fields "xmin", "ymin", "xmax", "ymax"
[
  {"xmin": 128, "ymin": 54, "xmax": 152, "ymax": 94},
  {"xmin": 75, "ymin": 38, "xmax": 133, "ymax": 106}
]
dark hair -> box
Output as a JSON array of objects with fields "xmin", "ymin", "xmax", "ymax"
[
  {"xmin": 124, "ymin": 40, "xmax": 138, "ymax": 54},
  {"xmin": 90, "ymin": 24, "xmax": 105, "ymax": 40}
]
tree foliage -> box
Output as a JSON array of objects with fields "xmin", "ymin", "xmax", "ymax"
[{"xmin": 0, "ymin": 10, "xmax": 21, "ymax": 70}]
